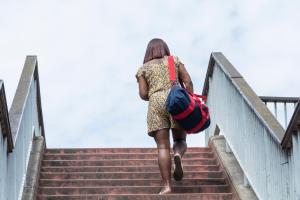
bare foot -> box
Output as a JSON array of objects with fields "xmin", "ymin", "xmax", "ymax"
[{"xmin": 159, "ymin": 185, "xmax": 172, "ymax": 194}]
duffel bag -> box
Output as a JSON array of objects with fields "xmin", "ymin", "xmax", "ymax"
[{"xmin": 166, "ymin": 56, "xmax": 210, "ymax": 134}]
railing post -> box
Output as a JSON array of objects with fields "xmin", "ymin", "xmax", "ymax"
[
  {"xmin": 205, "ymin": 130, "xmax": 209, "ymax": 147},
  {"xmin": 259, "ymin": 97, "xmax": 299, "ymax": 129},
  {"xmin": 274, "ymin": 102, "xmax": 278, "ymax": 119},
  {"xmin": 284, "ymin": 102, "xmax": 288, "ymax": 128}
]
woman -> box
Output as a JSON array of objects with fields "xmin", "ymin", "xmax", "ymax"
[{"xmin": 135, "ymin": 38, "xmax": 194, "ymax": 194}]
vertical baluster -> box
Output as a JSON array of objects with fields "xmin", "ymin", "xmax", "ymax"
[
  {"xmin": 284, "ymin": 102, "xmax": 287, "ymax": 128},
  {"xmin": 274, "ymin": 102, "xmax": 278, "ymax": 119}
]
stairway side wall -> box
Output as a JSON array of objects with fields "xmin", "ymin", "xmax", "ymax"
[
  {"xmin": 289, "ymin": 132, "xmax": 300, "ymax": 200},
  {"xmin": 204, "ymin": 53, "xmax": 295, "ymax": 200},
  {"xmin": 0, "ymin": 56, "xmax": 46, "ymax": 200}
]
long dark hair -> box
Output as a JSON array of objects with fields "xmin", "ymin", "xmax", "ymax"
[{"xmin": 143, "ymin": 38, "xmax": 170, "ymax": 64}]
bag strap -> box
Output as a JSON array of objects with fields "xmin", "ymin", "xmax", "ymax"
[{"xmin": 167, "ymin": 56, "xmax": 177, "ymax": 85}]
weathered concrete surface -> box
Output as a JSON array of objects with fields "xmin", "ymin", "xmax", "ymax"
[
  {"xmin": 209, "ymin": 135, "xmax": 258, "ymax": 200},
  {"xmin": 22, "ymin": 136, "xmax": 45, "ymax": 200},
  {"xmin": 9, "ymin": 56, "xmax": 46, "ymax": 144},
  {"xmin": 203, "ymin": 53, "xmax": 285, "ymax": 143}
]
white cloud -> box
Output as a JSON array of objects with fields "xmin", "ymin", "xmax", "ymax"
[{"xmin": 0, "ymin": 0, "xmax": 299, "ymax": 148}]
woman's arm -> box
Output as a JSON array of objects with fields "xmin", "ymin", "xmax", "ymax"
[
  {"xmin": 178, "ymin": 63, "xmax": 194, "ymax": 94},
  {"xmin": 137, "ymin": 76, "xmax": 149, "ymax": 101}
]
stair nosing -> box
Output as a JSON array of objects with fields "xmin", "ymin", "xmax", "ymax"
[
  {"xmin": 41, "ymin": 164, "xmax": 219, "ymax": 167},
  {"xmin": 43, "ymin": 152, "xmax": 213, "ymax": 155},
  {"xmin": 40, "ymin": 170, "xmax": 223, "ymax": 174},
  {"xmin": 45, "ymin": 147, "xmax": 211, "ymax": 150},
  {"xmin": 37, "ymin": 192, "xmax": 233, "ymax": 196},
  {"xmin": 39, "ymin": 177, "xmax": 226, "ymax": 181},
  {"xmin": 42, "ymin": 158, "xmax": 216, "ymax": 161},
  {"xmin": 38, "ymin": 185, "xmax": 230, "ymax": 188}
]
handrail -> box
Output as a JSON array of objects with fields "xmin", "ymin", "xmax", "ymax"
[
  {"xmin": 9, "ymin": 55, "xmax": 45, "ymax": 144},
  {"xmin": 282, "ymin": 101, "xmax": 300, "ymax": 148},
  {"xmin": 260, "ymin": 96, "xmax": 300, "ymax": 103},
  {"xmin": 203, "ymin": 52, "xmax": 286, "ymax": 144},
  {"xmin": 204, "ymin": 53, "xmax": 300, "ymax": 148},
  {"xmin": 0, "ymin": 81, "xmax": 13, "ymax": 152}
]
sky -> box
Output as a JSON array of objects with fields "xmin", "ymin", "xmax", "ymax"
[{"xmin": 0, "ymin": 0, "xmax": 299, "ymax": 148}]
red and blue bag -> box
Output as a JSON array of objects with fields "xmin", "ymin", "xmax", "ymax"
[{"xmin": 166, "ymin": 56, "xmax": 210, "ymax": 134}]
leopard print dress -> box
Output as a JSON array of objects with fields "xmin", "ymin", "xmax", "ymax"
[{"xmin": 136, "ymin": 56, "xmax": 181, "ymax": 137}]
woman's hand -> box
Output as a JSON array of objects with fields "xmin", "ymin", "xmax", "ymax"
[{"xmin": 137, "ymin": 76, "xmax": 149, "ymax": 101}]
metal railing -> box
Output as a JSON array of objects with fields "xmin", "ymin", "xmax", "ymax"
[
  {"xmin": 0, "ymin": 56, "xmax": 45, "ymax": 200},
  {"xmin": 203, "ymin": 52, "xmax": 300, "ymax": 200},
  {"xmin": 260, "ymin": 96, "xmax": 299, "ymax": 128}
]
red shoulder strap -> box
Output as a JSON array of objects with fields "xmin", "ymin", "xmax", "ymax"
[{"xmin": 168, "ymin": 56, "xmax": 177, "ymax": 84}]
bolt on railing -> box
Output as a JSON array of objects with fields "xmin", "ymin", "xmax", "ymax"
[{"xmin": 260, "ymin": 96, "xmax": 299, "ymax": 128}]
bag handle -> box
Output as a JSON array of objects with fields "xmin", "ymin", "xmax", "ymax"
[
  {"xmin": 193, "ymin": 94, "xmax": 207, "ymax": 102},
  {"xmin": 167, "ymin": 56, "xmax": 177, "ymax": 86}
]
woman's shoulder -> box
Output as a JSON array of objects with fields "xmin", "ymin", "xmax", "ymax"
[
  {"xmin": 135, "ymin": 65, "xmax": 146, "ymax": 80},
  {"xmin": 142, "ymin": 55, "xmax": 181, "ymax": 68},
  {"xmin": 166, "ymin": 55, "xmax": 181, "ymax": 67},
  {"xmin": 172, "ymin": 56, "xmax": 180, "ymax": 64}
]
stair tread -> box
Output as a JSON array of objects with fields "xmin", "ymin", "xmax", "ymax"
[
  {"xmin": 39, "ymin": 178, "xmax": 226, "ymax": 187},
  {"xmin": 44, "ymin": 152, "xmax": 213, "ymax": 155},
  {"xmin": 44, "ymin": 147, "xmax": 212, "ymax": 154},
  {"xmin": 41, "ymin": 165, "xmax": 220, "ymax": 173},
  {"xmin": 36, "ymin": 193, "xmax": 233, "ymax": 200},
  {"xmin": 41, "ymin": 159, "xmax": 217, "ymax": 167},
  {"xmin": 40, "ymin": 171, "xmax": 224, "ymax": 179},
  {"xmin": 42, "ymin": 158, "xmax": 216, "ymax": 161},
  {"xmin": 38, "ymin": 185, "xmax": 230, "ymax": 194},
  {"xmin": 43, "ymin": 152, "xmax": 214, "ymax": 160}
]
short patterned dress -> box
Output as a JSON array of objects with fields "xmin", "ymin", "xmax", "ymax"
[{"xmin": 136, "ymin": 56, "xmax": 181, "ymax": 137}]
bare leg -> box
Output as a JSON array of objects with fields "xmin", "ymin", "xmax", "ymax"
[
  {"xmin": 172, "ymin": 128, "xmax": 187, "ymax": 181},
  {"xmin": 154, "ymin": 129, "xmax": 172, "ymax": 194},
  {"xmin": 172, "ymin": 128, "xmax": 187, "ymax": 157}
]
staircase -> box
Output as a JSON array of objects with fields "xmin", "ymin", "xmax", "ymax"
[{"xmin": 37, "ymin": 147, "xmax": 235, "ymax": 199}]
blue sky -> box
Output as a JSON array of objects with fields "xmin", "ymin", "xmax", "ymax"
[{"xmin": 0, "ymin": 0, "xmax": 299, "ymax": 148}]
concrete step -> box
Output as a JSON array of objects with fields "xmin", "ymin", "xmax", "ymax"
[
  {"xmin": 38, "ymin": 185, "xmax": 230, "ymax": 195},
  {"xmin": 41, "ymin": 165, "xmax": 220, "ymax": 173},
  {"xmin": 37, "ymin": 193, "xmax": 233, "ymax": 200},
  {"xmin": 42, "ymin": 158, "xmax": 217, "ymax": 167},
  {"xmin": 43, "ymin": 152, "xmax": 214, "ymax": 160},
  {"xmin": 37, "ymin": 147, "xmax": 234, "ymax": 199},
  {"xmin": 39, "ymin": 178, "xmax": 227, "ymax": 187},
  {"xmin": 44, "ymin": 147, "xmax": 212, "ymax": 154},
  {"xmin": 40, "ymin": 171, "xmax": 224, "ymax": 179}
]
